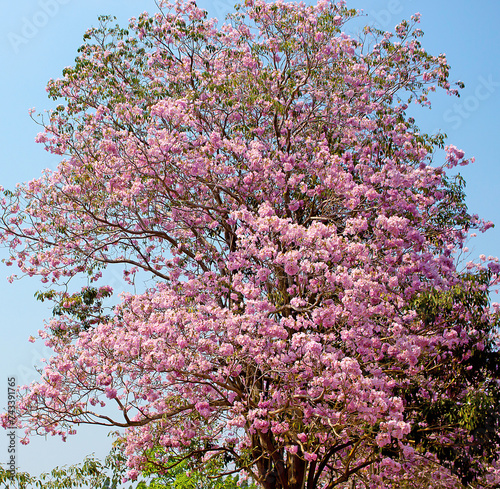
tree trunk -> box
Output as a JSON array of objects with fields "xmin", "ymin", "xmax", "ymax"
[
  {"xmin": 287, "ymin": 452, "xmax": 307, "ymax": 489},
  {"xmin": 252, "ymin": 433, "xmax": 308, "ymax": 489}
]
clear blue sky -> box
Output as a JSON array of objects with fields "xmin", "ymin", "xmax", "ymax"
[{"xmin": 0, "ymin": 0, "xmax": 499, "ymax": 477}]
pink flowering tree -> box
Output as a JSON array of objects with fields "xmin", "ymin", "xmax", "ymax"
[{"xmin": 1, "ymin": 0, "xmax": 500, "ymax": 487}]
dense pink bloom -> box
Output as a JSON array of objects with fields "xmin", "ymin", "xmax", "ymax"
[{"xmin": 1, "ymin": 0, "xmax": 499, "ymax": 487}]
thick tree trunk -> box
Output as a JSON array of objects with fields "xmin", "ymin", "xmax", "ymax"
[
  {"xmin": 287, "ymin": 452, "xmax": 307, "ymax": 489},
  {"xmin": 252, "ymin": 433, "xmax": 308, "ymax": 489}
]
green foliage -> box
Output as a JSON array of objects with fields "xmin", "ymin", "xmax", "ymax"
[
  {"xmin": 138, "ymin": 445, "xmax": 256, "ymax": 489},
  {"xmin": 432, "ymin": 173, "xmax": 472, "ymax": 232},
  {"xmin": 404, "ymin": 271, "xmax": 500, "ymax": 485},
  {"xmin": 0, "ymin": 444, "xmax": 256, "ymax": 489},
  {"xmin": 0, "ymin": 446, "xmax": 124, "ymax": 489},
  {"xmin": 34, "ymin": 286, "xmax": 112, "ymax": 335}
]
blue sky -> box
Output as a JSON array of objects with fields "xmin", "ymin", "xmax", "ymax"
[{"xmin": 0, "ymin": 0, "xmax": 499, "ymax": 477}]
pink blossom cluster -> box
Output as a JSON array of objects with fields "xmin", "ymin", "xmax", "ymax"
[{"xmin": 1, "ymin": 0, "xmax": 499, "ymax": 487}]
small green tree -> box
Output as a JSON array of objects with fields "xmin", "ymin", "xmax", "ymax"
[
  {"xmin": 0, "ymin": 444, "xmax": 256, "ymax": 489},
  {"xmin": 138, "ymin": 446, "xmax": 257, "ymax": 489}
]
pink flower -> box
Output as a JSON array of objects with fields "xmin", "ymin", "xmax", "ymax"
[
  {"xmin": 304, "ymin": 452, "xmax": 317, "ymax": 462},
  {"xmin": 105, "ymin": 388, "xmax": 117, "ymax": 399},
  {"xmin": 284, "ymin": 262, "xmax": 299, "ymax": 276}
]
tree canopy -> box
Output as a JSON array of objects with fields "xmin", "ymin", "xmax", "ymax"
[{"xmin": 1, "ymin": 0, "xmax": 500, "ymax": 487}]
